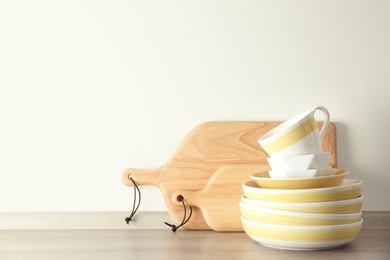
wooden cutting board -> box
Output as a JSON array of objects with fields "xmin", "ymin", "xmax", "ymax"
[
  {"xmin": 122, "ymin": 121, "xmax": 337, "ymax": 229},
  {"xmin": 171, "ymin": 164, "xmax": 271, "ymax": 232}
]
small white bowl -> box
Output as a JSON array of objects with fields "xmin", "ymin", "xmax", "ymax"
[
  {"xmin": 267, "ymin": 152, "xmax": 330, "ymax": 171},
  {"xmin": 269, "ymin": 166, "xmax": 332, "ymax": 178}
]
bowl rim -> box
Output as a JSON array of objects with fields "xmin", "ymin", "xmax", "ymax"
[
  {"xmin": 242, "ymin": 178, "xmax": 363, "ymax": 194},
  {"xmin": 241, "ymin": 216, "xmax": 363, "ymax": 230},
  {"xmin": 239, "ymin": 201, "xmax": 362, "ymax": 219},
  {"xmin": 240, "ymin": 194, "xmax": 364, "ymax": 206},
  {"xmin": 251, "ymin": 168, "xmax": 347, "ymax": 181}
]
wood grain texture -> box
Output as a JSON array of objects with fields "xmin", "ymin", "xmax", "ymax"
[
  {"xmin": 0, "ymin": 229, "xmax": 389, "ymax": 260},
  {"xmin": 122, "ymin": 121, "xmax": 337, "ymax": 230},
  {"xmin": 171, "ymin": 164, "xmax": 271, "ymax": 232}
]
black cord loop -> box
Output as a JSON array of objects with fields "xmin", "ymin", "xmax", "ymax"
[
  {"xmin": 125, "ymin": 175, "xmax": 141, "ymax": 224},
  {"xmin": 164, "ymin": 195, "xmax": 192, "ymax": 232}
]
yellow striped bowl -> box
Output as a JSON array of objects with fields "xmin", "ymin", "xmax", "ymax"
[
  {"xmin": 241, "ymin": 217, "xmax": 363, "ymax": 250},
  {"xmin": 240, "ymin": 201, "xmax": 362, "ymax": 226},
  {"xmin": 241, "ymin": 195, "xmax": 363, "ymax": 214},
  {"xmin": 242, "ymin": 179, "xmax": 362, "ymax": 203}
]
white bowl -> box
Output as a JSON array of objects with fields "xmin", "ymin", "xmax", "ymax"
[
  {"xmin": 242, "ymin": 179, "xmax": 363, "ymax": 203},
  {"xmin": 239, "ymin": 201, "xmax": 362, "ymax": 226},
  {"xmin": 241, "ymin": 195, "xmax": 363, "ymax": 214},
  {"xmin": 241, "ymin": 217, "xmax": 363, "ymax": 250},
  {"xmin": 267, "ymin": 152, "xmax": 330, "ymax": 171},
  {"xmin": 269, "ymin": 166, "xmax": 332, "ymax": 178}
]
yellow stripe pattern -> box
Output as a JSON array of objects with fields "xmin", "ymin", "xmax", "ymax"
[
  {"xmin": 240, "ymin": 209, "xmax": 361, "ymax": 226},
  {"xmin": 261, "ymin": 117, "xmax": 317, "ymax": 154},
  {"xmin": 262, "ymin": 203, "xmax": 363, "ymax": 214},
  {"xmin": 242, "ymin": 222, "xmax": 362, "ymax": 242},
  {"xmin": 243, "ymin": 187, "xmax": 362, "ymax": 203}
]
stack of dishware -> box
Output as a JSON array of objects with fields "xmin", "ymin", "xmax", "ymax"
[{"xmin": 240, "ymin": 106, "xmax": 363, "ymax": 250}]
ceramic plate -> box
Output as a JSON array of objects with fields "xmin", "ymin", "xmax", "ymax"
[
  {"xmin": 250, "ymin": 169, "xmax": 348, "ymax": 189},
  {"xmin": 242, "ymin": 179, "xmax": 363, "ymax": 202},
  {"xmin": 241, "ymin": 217, "xmax": 363, "ymax": 250}
]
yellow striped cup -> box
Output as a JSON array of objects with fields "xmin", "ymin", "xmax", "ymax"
[{"xmin": 258, "ymin": 106, "xmax": 330, "ymax": 157}]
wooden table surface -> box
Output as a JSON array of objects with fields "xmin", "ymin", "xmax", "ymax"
[{"xmin": 0, "ymin": 229, "xmax": 389, "ymax": 260}]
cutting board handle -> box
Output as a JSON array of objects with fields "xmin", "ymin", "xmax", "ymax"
[{"xmin": 122, "ymin": 167, "xmax": 161, "ymax": 187}]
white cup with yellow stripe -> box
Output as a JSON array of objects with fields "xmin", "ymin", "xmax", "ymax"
[{"xmin": 259, "ymin": 106, "xmax": 330, "ymax": 157}]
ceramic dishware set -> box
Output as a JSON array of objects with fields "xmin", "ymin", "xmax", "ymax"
[{"xmin": 240, "ymin": 106, "xmax": 364, "ymax": 250}]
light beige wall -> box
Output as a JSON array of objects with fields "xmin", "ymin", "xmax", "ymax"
[{"xmin": 0, "ymin": 1, "xmax": 389, "ymax": 212}]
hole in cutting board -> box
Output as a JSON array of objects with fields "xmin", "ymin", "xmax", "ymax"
[{"xmin": 176, "ymin": 195, "xmax": 184, "ymax": 202}]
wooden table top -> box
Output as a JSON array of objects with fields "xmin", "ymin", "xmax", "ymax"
[{"xmin": 1, "ymin": 229, "xmax": 389, "ymax": 259}]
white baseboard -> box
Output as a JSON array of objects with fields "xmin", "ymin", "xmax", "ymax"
[
  {"xmin": 0, "ymin": 211, "xmax": 170, "ymax": 230},
  {"xmin": 0, "ymin": 211, "xmax": 389, "ymax": 230}
]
